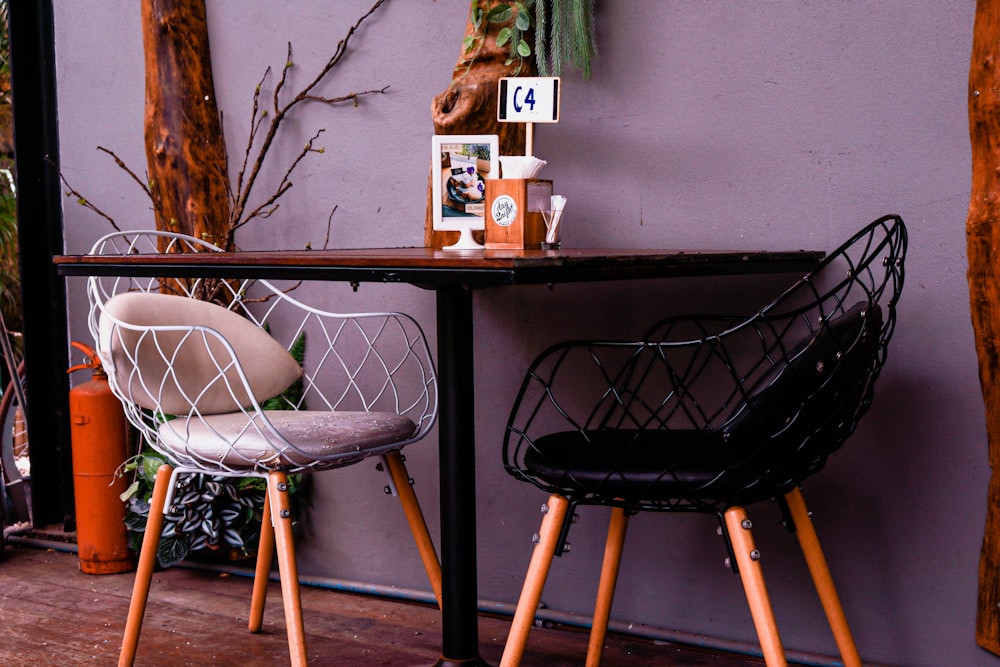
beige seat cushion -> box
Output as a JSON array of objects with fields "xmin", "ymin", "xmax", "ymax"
[
  {"xmin": 156, "ymin": 410, "xmax": 417, "ymax": 469},
  {"xmin": 99, "ymin": 292, "xmax": 302, "ymax": 415}
]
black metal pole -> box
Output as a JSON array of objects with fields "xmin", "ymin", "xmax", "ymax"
[
  {"xmin": 434, "ymin": 285, "xmax": 488, "ymax": 666},
  {"xmin": 8, "ymin": 0, "xmax": 72, "ymax": 526}
]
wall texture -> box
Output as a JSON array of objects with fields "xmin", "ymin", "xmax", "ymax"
[{"xmin": 54, "ymin": 2, "xmax": 983, "ymax": 665}]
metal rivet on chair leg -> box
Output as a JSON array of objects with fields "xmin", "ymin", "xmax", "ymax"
[
  {"xmin": 280, "ymin": 509, "xmax": 291, "ymax": 518},
  {"xmin": 741, "ymin": 518, "xmax": 752, "ymax": 530},
  {"xmin": 540, "ymin": 503, "xmax": 549, "ymax": 514},
  {"xmin": 532, "ymin": 533, "xmax": 541, "ymax": 544},
  {"xmin": 750, "ymin": 549, "xmax": 761, "ymax": 561},
  {"xmin": 724, "ymin": 557, "xmax": 732, "ymax": 569},
  {"xmin": 384, "ymin": 485, "xmax": 392, "ymax": 495},
  {"xmin": 277, "ymin": 482, "xmax": 288, "ymax": 492}
]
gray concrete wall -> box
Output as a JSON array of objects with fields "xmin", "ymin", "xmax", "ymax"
[{"xmin": 54, "ymin": 2, "xmax": 982, "ymax": 665}]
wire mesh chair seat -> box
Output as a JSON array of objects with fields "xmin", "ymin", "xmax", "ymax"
[
  {"xmin": 500, "ymin": 215, "xmax": 907, "ymax": 667},
  {"xmin": 86, "ymin": 230, "xmax": 442, "ymax": 667}
]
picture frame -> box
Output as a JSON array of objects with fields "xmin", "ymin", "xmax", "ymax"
[{"xmin": 431, "ymin": 134, "xmax": 499, "ymax": 249}]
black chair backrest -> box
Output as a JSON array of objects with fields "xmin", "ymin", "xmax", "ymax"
[
  {"xmin": 502, "ymin": 215, "xmax": 907, "ymax": 509},
  {"xmin": 718, "ymin": 301, "xmax": 883, "ymax": 492}
]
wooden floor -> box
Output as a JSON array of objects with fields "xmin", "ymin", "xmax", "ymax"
[{"xmin": 0, "ymin": 541, "xmax": 802, "ymax": 667}]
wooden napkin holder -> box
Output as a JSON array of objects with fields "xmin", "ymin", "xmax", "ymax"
[{"xmin": 484, "ymin": 178, "xmax": 553, "ymax": 249}]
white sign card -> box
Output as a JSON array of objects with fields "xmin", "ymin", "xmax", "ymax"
[{"xmin": 497, "ymin": 77, "xmax": 560, "ymax": 123}]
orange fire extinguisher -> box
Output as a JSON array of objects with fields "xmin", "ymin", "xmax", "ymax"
[{"xmin": 68, "ymin": 341, "xmax": 136, "ymax": 574}]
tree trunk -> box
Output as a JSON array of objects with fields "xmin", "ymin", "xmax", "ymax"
[
  {"xmin": 969, "ymin": 0, "xmax": 1000, "ymax": 655},
  {"xmin": 425, "ymin": 1, "xmax": 534, "ymax": 248},
  {"xmin": 141, "ymin": 0, "xmax": 230, "ymax": 249}
]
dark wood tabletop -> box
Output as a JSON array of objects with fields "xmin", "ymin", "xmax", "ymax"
[{"xmin": 54, "ymin": 246, "xmax": 824, "ymax": 286}]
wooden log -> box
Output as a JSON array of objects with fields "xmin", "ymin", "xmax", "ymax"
[
  {"xmin": 969, "ymin": 0, "xmax": 1000, "ymax": 655},
  {"xmin": 141, "ymin": 0, "xmax": 230, "ymax": 249},
  {"xmin": 425, "ymin": 1, "xmax": 533, "ymax": 248}
]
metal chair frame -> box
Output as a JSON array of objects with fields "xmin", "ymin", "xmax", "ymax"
[
  {"xmin": 86, "ymin": 230, "xmax": 442, "ymax": 667},
  {"xmin": 499, "ymin": 215, "xmax": 907, "ymax": 667}
]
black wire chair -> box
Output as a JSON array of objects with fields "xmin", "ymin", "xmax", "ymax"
[{"xmin": 499, "ymin": 215, "xmax": 907, "ymax": 667}]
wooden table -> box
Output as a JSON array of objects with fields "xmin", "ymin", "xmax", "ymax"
[{"xmin": 55, "ymin": 246, "xmax": 823, "ymax": 666}]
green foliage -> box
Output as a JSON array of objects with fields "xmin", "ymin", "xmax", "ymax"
[
  {"xmin": 463, "ymin": 1, "xmax": 536, "ymax": 76},
  {"xmin": 121, "ymin": 445, "xmax": 308, "ymax": 568},
  {"xmin": 0, "ymin": 1, "xmax": 9, "ymax": 106},
  {"xmin": 121, "ymin": 451, "xmax": 269, "ymax": 568},
  {"xmin": 0, "ymin": 0, "xmax": 15, "ymax": 346},
  {"xmin": 120, "ymin": 333, "xmax": 309, "ymax": 568},
  {"xmin": 261, "ymin": 332, "xmax": 305, "ymax": 410},
  {"xmin": 0, "ymin": 166, "xmax": 17, "ymax": 343},
  {"xmin": 461, "ymin": 0, "xmax": 598, "ymax": 79}
]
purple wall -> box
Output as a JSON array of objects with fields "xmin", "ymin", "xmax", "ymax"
[{"xmin": 55, "ymin": 2, "xmax": 982, "ymax": 665}]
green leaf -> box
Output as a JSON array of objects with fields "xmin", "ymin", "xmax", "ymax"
[
  {"xmin": 119, "ymin": 480, "xmax": 140, "ymax": 503},
  {"xmin": 515, "ymin": 9, "xmax": 531, "ymax": 31},
  {"xmin": 157, "ymin": 535, "xmax": 190, "ymax": 568},
  {"xmin": 141, "ymin": 453, "xmax": 167, "ymax": 481},
  {"xmin": 486, "ymin": 5, "xmax": 513, "ymax": 23},
  {"xmin": 516, "ymin": 38, "xmax": 532, "ymax": 58},
  {"xmin": 123, "ymin": 512, "xmax": 147, "ymax": 532},
  {"xmin": 496, "ymin": 27, "xmax": 513, "ymax": 47}
]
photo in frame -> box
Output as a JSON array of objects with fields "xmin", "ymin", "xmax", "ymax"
[{"xmin": 431, "ymin": 134, "xmax": 499, "ymax": 250}]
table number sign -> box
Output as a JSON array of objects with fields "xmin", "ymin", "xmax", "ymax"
[{"xmin": 497, "ymin": 77, "xmax": 560, "ymax": 124}]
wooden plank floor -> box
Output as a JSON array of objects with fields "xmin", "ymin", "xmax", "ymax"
[{"xmin": 0, "ymin": 542, "xmax": 800, "ymax": 667}]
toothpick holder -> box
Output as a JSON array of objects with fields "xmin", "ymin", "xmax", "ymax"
[{"xmin": 484, "ymin": 179, "xmax": 553, "ymax": 249}]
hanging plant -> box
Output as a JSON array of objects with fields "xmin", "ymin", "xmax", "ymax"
[
  {"xmin": 460, "ymin": 0, "xmax": 598, "ymax": 79},
  {"xmin": 534, "ymin": 0, "xmax": 598, "ymax": 79}
]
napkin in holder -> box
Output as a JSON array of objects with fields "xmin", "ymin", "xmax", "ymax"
[{"xmin": 485, "ymin": 157, "xmax": 552, "ymax": 249}]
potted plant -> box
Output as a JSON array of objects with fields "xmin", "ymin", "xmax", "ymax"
[{"xmin": 119, "ymin": 333, "xmax": 308, "ymax": 567}]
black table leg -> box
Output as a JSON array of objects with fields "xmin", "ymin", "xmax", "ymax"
[{"xmin": 434, "ymin": 286, "xmax": 490, "ymax": 666}]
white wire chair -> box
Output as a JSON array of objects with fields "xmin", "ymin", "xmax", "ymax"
[{"xmin": 86, "ymin": 230, "xmax": 441, "ymax": 667}]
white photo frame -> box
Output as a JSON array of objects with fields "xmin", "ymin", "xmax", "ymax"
[{"xmin": 431, "ymin": 134, "xmax": 499, "ymax": 250}]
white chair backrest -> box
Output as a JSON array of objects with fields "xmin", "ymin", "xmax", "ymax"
[
  {"xmin": 83, "ymin": 230, "xmax": 438, "ymax": 474},
  {"xmin": 99, "ymin": 292, "xmax": 302, "ymax": 415}
]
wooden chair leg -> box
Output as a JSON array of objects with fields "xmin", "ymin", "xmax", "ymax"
[
  {"xmin": 119, "ymin": 464, "xmax": 173, "ymax": 667},
  {"xmin": 585, "ymin": 506, "xmax": 629, "ymax": 667},
  {"xmin": 249, "ymin": 484, "xmax": 275, "ymax": 633},
  {"xmin": 784, "ymin": 487, "xmax": 862, "ymax": 667},
  {"xmin": 501, "ymin": 494, "xmax": 571, "ymax": 667},
  {"xmin": 724, "ymin": 506, "xmax": 787, "ymax": 667},
  {"xmin": 268, "ymin": 472, "xmax": 308, "ymax": 666},
  {"xmin": 382, "ymin": 452, "xmax": 443, "ymax": 608}
]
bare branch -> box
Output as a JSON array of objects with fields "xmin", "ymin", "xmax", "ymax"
[
  {"xmin": 301, "ymin": 85, "xmax": 390, "ymax": 107},
  {"xmin": 293, "ymin": 0, "xmax": 388, "ymax": 107},
  {"xmin": 55, "ymin": 166, "xmax": 122, "ymax": 231},
  {"xmin": 72, "ymin": 0, "xmax": 390, "ymax": 248},
  {"xmin": 323, "ymin": 204, "xmax": 337, "ymax": 249},
  {"xmin": 234, "ymin": 129, "xmax": 325, "ymax": 232},
  {"xmin": 231, "ymin": 0, "xmax": 388, "ymax": 230},
  {"xmin": 303, "ymin": 205, "xmax": 337, "ymax": 251},
  {"xmin": 97, "ymin": 146, "xmax": 152, "ymax": 198}
]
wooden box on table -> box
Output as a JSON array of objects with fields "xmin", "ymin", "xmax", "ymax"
[{"xmin": 484, "ymin": 178, "xmax": 552, "ymax": 250}]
